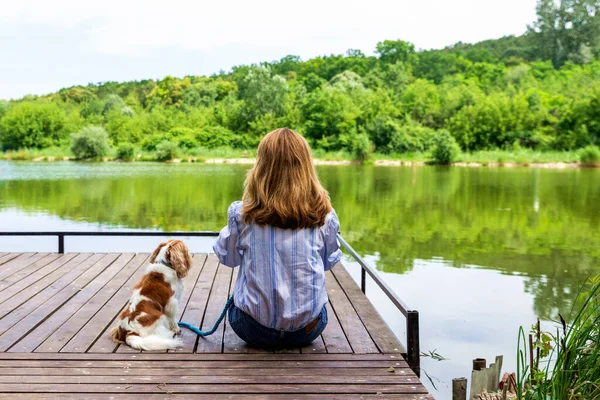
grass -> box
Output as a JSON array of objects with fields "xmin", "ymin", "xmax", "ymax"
[
  {"xmin": 457, "ymin": 149, "xmax": 580, "ymax": 164},
  {"xmin": 0, "ymin": 147, "xmax": 595, "ymax": 166},
  {"xmin": 0, "ymin": 147, "xmax": 73, "ymax": 161},
  {"xmin": 514, "ymin": 275, "xmax": 600, "ymax": 400},
  {"xmin": 578, "ymin": 145, "xmax": 600, "ymax": 166}
]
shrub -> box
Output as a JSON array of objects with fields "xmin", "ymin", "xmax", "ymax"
[
  {"xmin": 116, "ymin": 143, "xmax": 135, "ymax": 161},
  {"xmin": 431, "ymin": 130, "xmax": 460, "ymax": 164},
  {"xmin": 578, "ymin": 145, "xmax": 600, "ymax": 165},
  {"xmin": 366, "ymin": 118, "xmax": 437, "ymax": 154},
  {"xmin": 351, "ymin": 133, "xmax": 374, "ymax": 162},
  {"xmin": 167, "ymin": 127, "xmax": 197, "ymax": 149},
  {"xmin": 141, "ymin": 135, "xmax": 164, "ymax": 151},
  {"xmin": 339, "ymin": 130, "xmax": 374, "ymax": 161},
  {"xmin": 141, "ymin": 127, "xmax": 200, "ymax": 151},
  {"xmin": 0, "ymin": 102, "xmax": 68, "ymax": 150},
  {"xmin": 155, "ymin": 141, "xmax": 180, "ymax": 161},
  {"xmin": 70, "ymin": 126, "xmax": 111, "ymax": 159},
  {"xmin": 196, "ymin": 126, "xmax": 236, "ymax": 148}
]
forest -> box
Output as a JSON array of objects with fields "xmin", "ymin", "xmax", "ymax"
[{"xmin": 2, "ymin": 0, "xmax": 600, "ymax": 163}]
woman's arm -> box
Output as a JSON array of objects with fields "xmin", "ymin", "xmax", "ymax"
[
  {"xmin": 213, "ymin": 201, "xmax": 243, "ymax": 268},
  {"xmin": 323, "ymin": 209, "xmax": 342, "ymax": 271}
]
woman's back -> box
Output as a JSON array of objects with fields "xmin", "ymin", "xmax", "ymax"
[{"xmin": 214, "ymin": 201, "xmax": 340, "ymax": 331}]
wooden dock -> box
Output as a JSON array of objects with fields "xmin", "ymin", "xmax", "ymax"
[{"xmin": 0, "ymin": 252, "xmax": 433, "ymax": 399}]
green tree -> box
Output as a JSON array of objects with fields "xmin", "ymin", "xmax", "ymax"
[
  {"xmin": 70, "ymin": 126, "xmax": 111, "ymax": 159},
  {"xmin": 376, "ymin": 40, "xmax": 418, "ymax": 65},
  {"xmin": 237, "ymin": 67, "xmax": 288, "ymax": 127},
  {"xmin": 147, "ymin": 76, "xmax": 192, "ymax": 108},
  {"xmin": 301, "ymin": 86, "xmax": 362, "ymax": 149},
  {"xmin": 529, "ymin": 0, "xmax": 600, "ymax": 67},
  {"xmin": 103, "ymin": 94, "xmax": 126, "ymax": 115},
  {"xmin": 0, "ymin": 102, "xmax": 68, "ymax": 150},
  {"xmin": 0, "ymin": 101, "xmax": 9, "ymax": 118}
]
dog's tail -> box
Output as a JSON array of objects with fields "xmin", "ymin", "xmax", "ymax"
[{"xmin": 125, "ymin": 334, "xmax": 181, "ymax": 351}]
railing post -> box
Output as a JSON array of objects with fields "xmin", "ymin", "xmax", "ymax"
[
  {"xmin": 58, "ymin": 234, "xmax": 64, "ymax": 254},
  {"xmin": 407, "ymin": 310, "xmax": 420, "ymax": 377},
  {"xmin": 360, "ymin": 268, "xmax": 366, "ymax": 294}
]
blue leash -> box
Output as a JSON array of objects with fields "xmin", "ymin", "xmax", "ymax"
[{"xmin": 178, "ymin": 297, "xmax": 234, "ymax": 337}]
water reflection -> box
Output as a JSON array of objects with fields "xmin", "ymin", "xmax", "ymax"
[{"xmin": 1, "ymin": 161, "xmax": 599, "ymax": 399}]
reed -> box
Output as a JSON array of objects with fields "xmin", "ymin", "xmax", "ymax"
[{"xmin": 516, "ymin": 275, "xmax": 600, "ymax": 399}]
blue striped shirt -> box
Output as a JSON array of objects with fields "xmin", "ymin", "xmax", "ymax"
[{"xmin": 213, "ymin": 201, "xmax": 342, "ymax": 331}]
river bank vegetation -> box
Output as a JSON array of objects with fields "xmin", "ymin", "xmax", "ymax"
[
  {"xmin": 1, "ymin": 0, "xmax": 600, "ymax": 165},
  {"xmin": 514, "ymin": 275, "xmax": 600, "ymax": 399}
]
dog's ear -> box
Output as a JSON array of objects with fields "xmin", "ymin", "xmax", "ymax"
[
  {"xmin": 166, "ymin": 240, "xmax": 192, "ymax": 279},
  {"xmin": 150, "ymin": 241, "xmax": 169, "ymax": 264}
]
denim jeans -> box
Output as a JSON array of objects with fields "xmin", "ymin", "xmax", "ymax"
[{"xmin": 228, "ymin": 304, "xmax": 328, "ymax": 349}]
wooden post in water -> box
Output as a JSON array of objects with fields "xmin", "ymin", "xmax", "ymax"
[
  {"xmin": 470, "ymin": 356, "xmax": 503, "ymax": 400},
  {"xmin": 452, "ymin": 377, "xmax": 467, "ymax": 400},
  {"xmin": 473, "ymin": 358, "xmax": 487, "ymax": 371}
]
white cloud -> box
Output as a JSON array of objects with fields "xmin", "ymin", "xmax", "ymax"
[
  {"xmin": 0, "ymin": 0, "xmax": 538, "ymax": 98},
  {"xmin": 2, "ymin": 0, "xmax": 537, "ymax": 56}
]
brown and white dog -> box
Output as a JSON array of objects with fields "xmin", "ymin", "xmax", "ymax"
[{"xmin": 111, "ymin": 240, "xmax": 192, "ymax": 350}]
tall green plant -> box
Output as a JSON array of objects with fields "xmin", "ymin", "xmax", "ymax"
[{"xmin": 516, "ymin": 275, "xmax": 600, "ymax": 399}]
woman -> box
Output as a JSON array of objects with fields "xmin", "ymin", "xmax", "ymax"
[{"xmin": 213, "ymin": 127, "xmax": 341, "ymax": 349}]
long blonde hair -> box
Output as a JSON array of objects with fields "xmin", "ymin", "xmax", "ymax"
[{"xmin": 242, "ymin": 128, "xmax": 332, "ymax": 229}]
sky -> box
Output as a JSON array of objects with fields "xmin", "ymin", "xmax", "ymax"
[{"xmin": 1, "ymin": 0, "xmax": 538, "ymax": 100}]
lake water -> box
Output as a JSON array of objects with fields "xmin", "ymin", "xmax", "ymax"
[{"xmin": 1, "ymin": 161, "xmax": 599, "ymax": 399}]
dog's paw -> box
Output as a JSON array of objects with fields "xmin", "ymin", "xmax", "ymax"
[{"xmin": 173, "ymin": 327, "xmax": 182, "ymax": 337}]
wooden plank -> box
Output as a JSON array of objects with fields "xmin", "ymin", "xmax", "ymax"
[
  {"xmin": 222, "ymin": 267, "xmax": 261, "ymax": 354},
  {"xmin": 0, "ymin": 253, "xmax": 79, "ymax": 315},
  {"xmin": 0, "ymin": 253, "xmax": 24, "ymax": 266},
  {"xmin": 325, "ymin": 272, "xmax": 379, "ymax": 354},
  {"xmin": 0, "ymin": 353, "xmax": 402, "ymax": 362},
  {"xmin": 0, "ymin": 254, "xmax": 88, "ymax": 337},
  {"xmin": 195, "ymin": 259, "xmax": 232, "ymax": 353},
  {"xmin": 71, "ymin": 254, "xmax": 149, "ymax": 353},
  {"xmin": 172, "ymin": 254, "xmax": 218, "ymax": 353},
  {"xmin": 332, "ymin": 265, "xmax": 404, "ymax": 354},
  {"xmin": 301, "ymin": 335, "xmax": 328, "ymax": 354},
  {"xmin": 275, "ymin": 347, "xmax": 301, "ymax": 354},
  {"xmin": 0, "ymin": 383, "xmax": 429, "ymax": 394},
  {"xmin": 321, "ymin": 302, "xmax": 353, "ymax": 353},
  {"xmin": 0, "ymin": 254, "xmax": 60, "ymax": 293},
  {"xmin": 0, "ymin": 367, "xmax": 412, "ymax": 376},
  {"xmin": 0, "ymin": 254, "xmax": 109, "ymax": 351},
  {"xmin": 0, "ymin": 375, "xmax": 418, "ymax": 384},
  {"xmin": 174, "ymin": 253, "xmax": 206, "ymax": 323},
  {"xmin": 0, "ymin": 253, "xmax": 46, "ymax": 283},
  {"xmin": 12, "ymin": 253, "xmax": 126, "ymax": 352},
  {"xmin": 0, "ymin": 394, "xmax": 435, "ymax": 400},
  {"xmin": 35, "ymin": 254, "xmax": 137, "ymax": 352},
  {"xmin": 0, "ymin": 360, "xmax": 407, "ymax": 369}
]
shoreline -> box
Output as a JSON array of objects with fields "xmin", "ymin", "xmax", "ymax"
[{"xmin": 1, "ymin": 155, "xmax": 598, "ymax": 168}]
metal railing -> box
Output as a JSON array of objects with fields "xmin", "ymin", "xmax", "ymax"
[
  {"xmin": 0, "ymin": 231, "xmax": 218, "ymax": 254},
  {"xmin": 0, "ymin": 230, "xmax": 420, "ymax": 376},
  {"xmin": 337, "ymin": 234, "xmax": 420, "ymax": 377}
]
